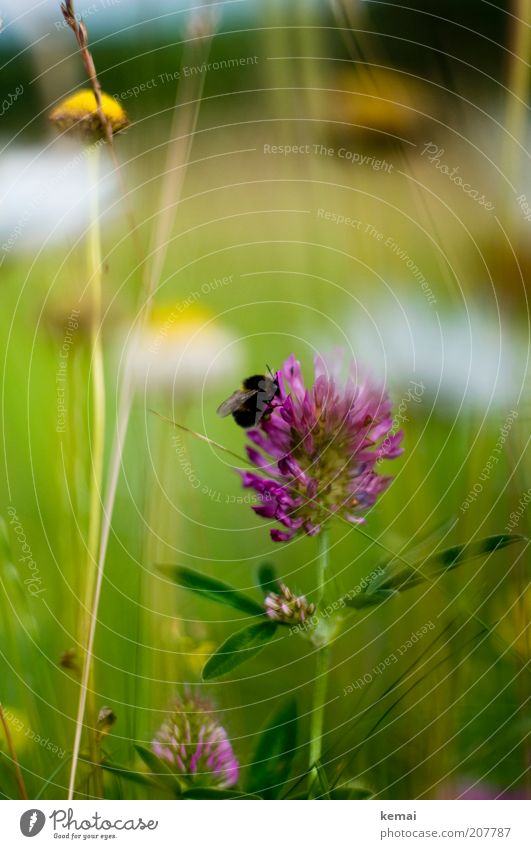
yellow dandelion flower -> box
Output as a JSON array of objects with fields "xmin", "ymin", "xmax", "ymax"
[{"xmin": 49, "ymin": 88, "xmax": 128, "ymax": 141}]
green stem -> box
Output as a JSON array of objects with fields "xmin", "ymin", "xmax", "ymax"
[
  {"xmin": 315, "ymin": 526, "xmax": 329, "ymax": 607},
  {"xmin": 0, "ymin": 702, "xmax": 28, "ymax": 800},
  {"xmin": 87, "ymin": 142, "xmax": 106, "ymax": 799},
  {"xmin": 501, "ymin": 0, "xmax": 531, "ymax": 197},
  {"xmin": 308, "ymin": 643, "xmax": 331, "ymax": 771},
  {"xmin": 308, "ymin": 528, "xmax": 330, "ymax": 778},
  {"xmin": 86, "ymin": 143, "xmax": 105, "ymax": 596},
  {"xmin": 71, "ymin": 141, "xmax": 105, "ymax": 800}
]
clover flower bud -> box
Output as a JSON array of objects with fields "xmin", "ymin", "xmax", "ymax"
[{"xmin": 264, "ymin": 582, "xmax": 316, "ymax": 624}]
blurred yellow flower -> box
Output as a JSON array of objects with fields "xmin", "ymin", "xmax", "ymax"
[
  {"xmin": 0, "ymin": 705, "xmax": 31, "ymax": 755},
  {"xmin": 49, "ymin": 89, "xmax": 128, "ymax": 141},
  {"xmin": 333, "ymin": 68, "xmax": 430, "ymax": 139},
  {"xmin": 182, "ymin": 637, "xmax": 217, "ymax": 679},
  {"xmin": 124, "ymin": 303, "xmax": 241, "ymax": 396}
]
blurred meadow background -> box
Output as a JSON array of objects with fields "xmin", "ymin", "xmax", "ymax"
[{"xmin": 0, "ymin": 0, "xmax": 529, "ymax": 800}]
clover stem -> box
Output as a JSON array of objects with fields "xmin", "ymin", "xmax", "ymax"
[{"xmin": 308, "ymin": 527, "xmax": 331, "ymax": 784}]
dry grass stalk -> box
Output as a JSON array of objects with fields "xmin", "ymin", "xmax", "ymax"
[{"xmin": 60, "ymin": 0, "xmax": 113, "ymax": 145}]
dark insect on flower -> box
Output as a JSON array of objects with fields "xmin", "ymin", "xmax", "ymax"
[{"xmin": 217, "ymin": 372, "xmax": 281, "ymax": 428}]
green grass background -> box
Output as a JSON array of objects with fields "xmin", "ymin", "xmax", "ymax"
[{"xmin": 0, "ymin": 4, "xmax": 529, "ymax": 799}]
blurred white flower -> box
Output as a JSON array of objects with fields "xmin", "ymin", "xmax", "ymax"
[
  {"xmin": 349, "ymin": 295, "xmax": 528, "ymax": 413},
  {"xmin": 124, "ymin": 304, "xmax": 241, "ymax": 397},
  {"xmin": 0, "ymin": 144, "xmax": 116, "ymax": 256}
]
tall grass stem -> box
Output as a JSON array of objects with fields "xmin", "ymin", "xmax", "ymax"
[
  {"xmin": 68, "ymin": 142, "xmax": 106, "ymax": 799},
  {"xmin": 67, "ymin": 17, "xmax": 217, "ymax": 798}
]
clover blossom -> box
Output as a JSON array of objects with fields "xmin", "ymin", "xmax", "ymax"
[
  {"xmin": 151, "ymin": 694, "xmax": 239, "ymax": 789},
  {"xmin": 241, "ymin": 353, "xmax": 403, "ymax": 541}
]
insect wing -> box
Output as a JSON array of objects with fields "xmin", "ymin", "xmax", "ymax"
[{"xmin": 216, "ymin": 388, "xmax": 257, "ymax": 417}]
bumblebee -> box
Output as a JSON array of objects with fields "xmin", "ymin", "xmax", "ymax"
[{"xmin": 217, "ymin": 373, "xmax": 280, "ymax": 428}]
